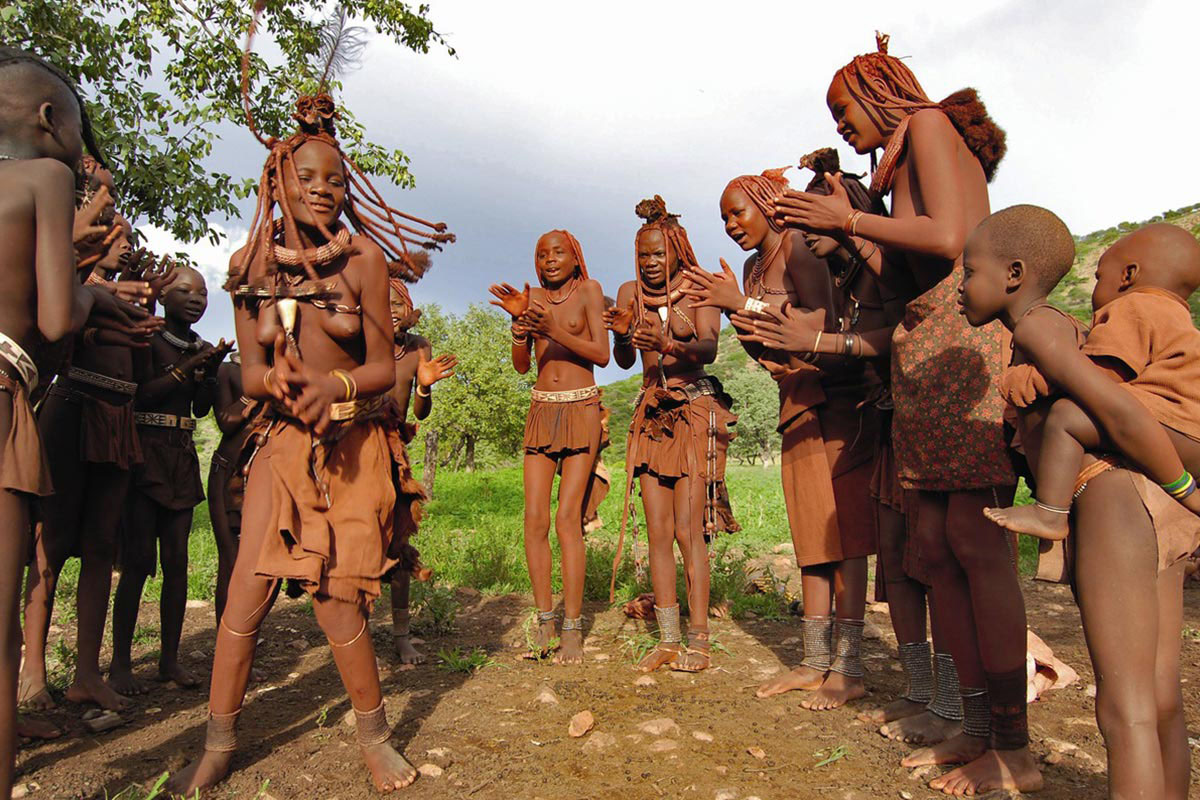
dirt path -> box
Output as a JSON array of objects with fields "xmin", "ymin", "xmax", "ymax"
[{"xmin": 15, "ymin": 579, "xmax": 1200, "ymax": 799}]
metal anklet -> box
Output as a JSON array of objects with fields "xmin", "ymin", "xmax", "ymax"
[
  {"xmin": 654, "ymin": 604, "xmax": 683, "ymax": 644},
  {"xmin": 537, "ymin": 609, "xmax": 558, "ymax": 625},
  {"xmin": 561, "ymin": 616, "xmax": 584, "ymax": 632},
  {"xmin": 354, "ymin": 700, "xmax": 393, "ymax": 747},
  {"xmin": 961, "ymin": 687, "xmax": 991, "ymax": 738},
  {"xmin": 204, "ymin": 709, "xmax": 241, "ymax": 753},
  {"xmin": 828, "ymin": 619, "xmax": 865, "ymax": 678},
  {"xmin": 928, "ymin": 652, "xmax": 964, "ymax": 721},
  {"xmin": 392, "ymin": 607, "xmax": 412, "ymax": 638},
  {"xmin": 898, "ymin": 640, "xmax": 934, "ymax": 705},
  {"xmin": 798, "ymin": 616, "xmax": 833, "ymax": 672},
  {"xmin": 1034, "ymin": 499, "xmax": 1070, "ymax": 514}
]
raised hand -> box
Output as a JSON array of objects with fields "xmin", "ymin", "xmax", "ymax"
[
  {"xmin": 488, "ymin": 282, "xmax": 531, "ymax": 319},
  {"xmin": 111, "ymin": 279, "xmax": 154, "ymax": 305},
  {"xmin": 602, "ymin": 304, "xmax": 635, "ymax": 336},
  {"xmin": 630, "ymin": 316, "xmax": 670, "ymax": 354},
  {"xmin": 74, "ymin": 184, "xmax": 113, "ymax": 248},
  {"xmin": 417, "ymin": 353, "xmax": 457, "ymax": 388},
  {"xmin": 522, "ymin": 302, "xmax": 554, "ymax": 338},
  {"xmin": 681, "ymin": 258, "xmax": 745, "ymax": 312},
  {"xmin": 731, "ymin": 303, "xmax": 827, "ymax": 353},
  {"xmin": 144, "ymin": 256, "xmax": 179, "ymax": 299},
  {"xmin": 773, "ymin": 172, "xmax": 853, "ymax": 234}
]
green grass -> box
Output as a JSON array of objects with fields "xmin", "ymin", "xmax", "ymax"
[{"xmin": 436, "ymin": 646, "xmax": 498, "ymax": 673}]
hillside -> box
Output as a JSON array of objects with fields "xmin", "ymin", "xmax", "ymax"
[{"xmin": 1051, "ymin": 201, "xmax": 1200, "ymax": 322}]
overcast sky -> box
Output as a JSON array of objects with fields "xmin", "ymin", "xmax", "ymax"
[{"xmin": 147, "ymin": 0, "xmax": 1200, "ymax": 383}]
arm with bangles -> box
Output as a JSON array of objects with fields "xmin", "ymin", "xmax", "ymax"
[
  {"xmin": 605, "ymin": 281, "xmax": 639, "ymax": 370},
  {"xmin": 214, "ymin": 361, "xmax": 251, "ymax": 435},
  {"xmin": 631, "ymin": 301, "xmax": 718, "ymax": 367},
  {"xmin": 776, "ymin": 110, "xmax": 969, "ymax": 274},
  {"xmin": 411, "ymin": 336, "xmax": 460, "ymax": 422},
  {"xmin": 524, "ymin": 280, "xmax": 611, "ymax": 367},
  {"xmin": 1016, "ymin": 311, "xmax": 1193, "ymax": 489}
]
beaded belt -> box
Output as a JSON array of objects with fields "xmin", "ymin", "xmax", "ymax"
[
  {"xmin": 329, "ymin": 394, "xmax": 387, "ymax": 422},
  {"xmin": 530, "ymin": 385, "xmax": 599, "ymax": 404},
  {"xmin": 0, "ymin": 331, "xmax": 39, "ymax": 391},
  {"xmin": 633, "ymin": 376, "xmax": 719, "ymax": 409},
  {"xmin": 65, "ymin": 366, "xmax": 137, "ymax": 396},
  {"xmin": 134, "ymin": 412, "xmax": 197, "ymax": 430}
]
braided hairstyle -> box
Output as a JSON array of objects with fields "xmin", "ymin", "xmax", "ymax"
[
  {"xmin": 836, "ymin": 32, "xmax": 1006, "ymax": 181},
  {"xmin": 723, "ymin": 168, "xmax": 792, "ymax": 233},
  {"xmin": 534, "ymin": 229, "xmax": 589, "ymax": 287},
  {"xmin": 227, "ymin": 8, "xmax": 453, "ymax": 291},
  {"xmin": 631, "ymin": 195, "xmax": 700, "ymax": 326},
  {"xmin": 799, "ymin": 147, "xmax": 884, "ymax": 216},
  {"xmin": 0, "ymin": 47, "xmax": 107, "ymax": 168}
]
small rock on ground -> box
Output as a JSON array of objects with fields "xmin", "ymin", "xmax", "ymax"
[
  {"xmin": 633, "ymin": 675, "xmax": 657, "ymax": 687},
  {"xmin": 637, "ymin": 717, "xmax": 680, "ymax": 736},
  {"xmin": 417, "ymin": 763, "xmax": 443, "ymax": 778},
  {"xmin": 649, "ymin": 739, "xmax": 678, "ymax": 752},
  {"xmin": 534, "ymin": 685, "xmax": 560, "ymax": 705},
  {"xmin": 692, "ymin": 730, "xmax": 714, "ymax": 742},
  {"xmin": 582, "ymin": 731, "xmax": 617, "ymax": 753},
  {"xmin": 568, "ymin": 710, "xmax": 595, "ymax": 738},
  {"xmin": 747, "ymin": 745, "xmax": 766, "ymax": 759}
]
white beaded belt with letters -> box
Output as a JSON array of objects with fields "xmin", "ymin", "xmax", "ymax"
[
  {"xmin": 530, "ymin": 385, "xmax": 599, "ymax": 404},
  {"xmin": 66, "ymin": 366, "xmax": 137, "ymax": 396},
  {"xmin": 134, "ymin": 412, "xmax": 196, "ymax": 430}
]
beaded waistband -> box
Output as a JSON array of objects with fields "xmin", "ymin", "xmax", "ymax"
[
  {"xmin": 65, "ymin": 366, "xmax": 137, "ymax": 396},
  {"xmin": 329, "ymin": 394, "xmax": 387, "ymax": 422},
  {"xmin": 530, "ymin": 385, "xmax": 599, "ymax": 404},
  {"xmin": 134, "ymin": 412, "xmax": 196, "ymax": 431}
]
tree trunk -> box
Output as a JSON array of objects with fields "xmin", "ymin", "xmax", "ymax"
[
  {"xmin": 441, "ymin": 437, "xmax": 463, "ymax": 469},
  {"xmin": 423, "ymin": 428, "xmax": 438, "ymax": 498},
  {"xmin": 760, "ymin": 440, "xmax": 774, "ymax": 467},
  {"xmin": 464, "ymin": 435, "xmax": 476, "ymax": 473}
]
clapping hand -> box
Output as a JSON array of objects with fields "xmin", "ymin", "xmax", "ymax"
[
  {"xmin": 417, "ymin": 353, "xmax": 457, "ymax": 388},
  {"xmin": 681, "ymin": 259, "xmax": 745, "ymax": 312},
  {"xmin": 488, "ymin": 282, "xmax": 531, "ymax": 319},
  {"xmin": 772, "ymin": 172, "xmax": 853, "ymax": 234}
]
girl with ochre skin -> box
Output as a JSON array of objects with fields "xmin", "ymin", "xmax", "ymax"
[
  {"xmin": 385, "ymin": 274, "xmax": 456, "ymax": 664},
  {"xmin": 208, "ymin": 348, "xmax": 261, "ymax": 628},
  {"xmin": 734, "ymin": 154, "xmax": 965, "ymax": 732},
  {"xmin": 605, "ymin": 197, "xmax": 737, "ymax": 673},
  {"xmin": 686, "ymin": 168, "xmax": 878, "ymax": 710},
  {"xmin": 959, "ymin": 211, "xmax": 1200, "ymax": 799},
  {"xmin": 168, "ymin": 72, "xmax": 452, "ymax": 790},
  {"xmin": 489, "ymin": 230, "xmax": 609, "ymax": 665},
  {"xmin": 111, "ymin": 266, "xmax": 230, "ymax": 695},
  {"xmin": 771, "ymin": 35, "xmax": 1037, "ymax": 795}
]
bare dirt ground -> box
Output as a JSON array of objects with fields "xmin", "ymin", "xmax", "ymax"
[{"xmin": 15, "ymin": 578, "xmax": 1200, "ymax": 800}]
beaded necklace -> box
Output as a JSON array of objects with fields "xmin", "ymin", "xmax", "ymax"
[
  {"xmin": 270, "ymin": 218, "xmax": 351, "ymax": 269},
  {"xmin": 162, "ymin": 329, "xmax": 203, "ymax": 352}
]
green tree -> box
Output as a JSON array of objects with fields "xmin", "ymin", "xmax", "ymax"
[
  {"xmin": 0, "ymin": 0, "xmax": 451, "ymax": 243},
  {"xmin": 721, "ymin": 362, "xmax": 779, "ymax": 466},
  {"xmin": 415, "ymin": 304, "xmax": 534, "ymax": 474}
]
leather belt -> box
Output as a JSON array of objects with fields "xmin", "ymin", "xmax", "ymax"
[
  {"xmin": 530, "ymin": 385, "xmax": 599, "ymax": 404},
  {"xmin": 65, "ymin": 366, "xmax": 137, "ymax": 396},
  {"xmin": 134, "ymin": 411, "xmax": 196, "ymax": 430},
  {"xmin": 328, "ymin": 394, "xmax": 387, "ymax": 422}
]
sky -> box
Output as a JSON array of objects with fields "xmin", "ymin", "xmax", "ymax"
[{"xmin": 146, "ymin": 0, "xmax": 1200, "ymax": 384}]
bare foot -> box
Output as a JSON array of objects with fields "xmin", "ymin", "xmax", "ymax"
[
  {"xmin": 637, "ymin": 644, "xmax": 679, "ymax": 673},
  {"xmin": 361, "ymin": 741, "xmax": 418, "ymax": 792},
  {"xmin": 983, "ymin": 504, "xmax": 1068, "ymax": 540},
  {"xmin": 393, "ymin": 634, "xmax": 426, "ymax": 665},
  {"xmin": 157, "ymin": 662, "xmax": 201, "ymax": 688},
  {"xmin": 857, "ymin": 697, "xmax": 927, "ymax": 726},
  {"xmin": 167, "ymin": 750, "xmax": 233, "ymax": 796},
  {"xmin": 903, "ymin": 731, "xmax": 987, "ymax": 767},
  {"xmin": 17, "ymin": 675, "xmax": 55, "ymax": 711},
  {"xmin": 929, "ymin": 747, "xmax": 1044, "ymax": 795},
  {"xmin": 108, "ymin": 666, "xmax": 149, "ymax": 697},
  {"xmin": 554, "ymin": 629, "xmax": 584, "ymax": 665},
  {"xmin": 881, "ymin": 710, "xmax": 960, "ymax": 744},
  {"xmin": 65, "ymin": 673, "xmax": 130, "ymax": 711},
  {"xmin": 16, "ymin": 714, "xmax": 62, "ymax": 740},
  {"xmin": 756, "ymin": 665, "xmax": 827, "ymax": 698},
  {"xmin": 523, "ymin": 619, "xmax": 558, "ymax": 661},
  {"xmin": 801, "ymin": 672, "xmax": 866, "ymax": 711},
  {"xmin": 670, "ymin": 636, "xmax": 711, "ymax": 673}
]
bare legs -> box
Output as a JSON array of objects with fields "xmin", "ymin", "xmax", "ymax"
[
  {"xmin": 207, "ymin": 462, "xmax": 238, "ymax": 627},
  {"xmin": 21, "ymin": 403, "xmax": 131, "ymax": 712},
  {"xmin": 111, "ymin": 496, "xmax": 198, "ymax": 690},
  {"xmin": 389, "ymin": 571, "xmax": 424, "ymax": 664},
  {"xmin": 521, "ymin": 428, "xmax": 600, "ymax": 664},
  {"xmin": 1074, "ymin": 468, "xmax": 1189, "ymax": 799},
  {"xmin": 636, "ymin": 470, "xmax": 711, "ymax": 672},
  {"xmin": 0, "ymin": 393, "xmax": 29, "ymax": 799}
]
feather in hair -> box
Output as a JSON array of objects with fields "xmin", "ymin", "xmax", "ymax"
[{"xmin": 316, "ymin": 6, "xmax": 368, "ymax": 92}]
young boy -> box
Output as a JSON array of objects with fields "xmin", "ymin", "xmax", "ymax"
[
  {"xmin": 960, "ymin": 207, "xmax": 1200, "ymax": 799},
  {"xmin": 0, "ymin": 45, "xmax": 127, "ymax": 798},
  {"xmin": 111, "ymin": 266, "xmax": 230, "ymax": 691},
  {"xmin": 964, "ymin": 216, "xmax": 1200, "ymax": 537},
  {"xmin": 385, "ymin": 273, "xmax": 456, "ymax": 663}
]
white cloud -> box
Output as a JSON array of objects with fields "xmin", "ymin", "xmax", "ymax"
[{"xmin": 139, "ymin": 223, "xmax": 247, "ymax": 345}]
